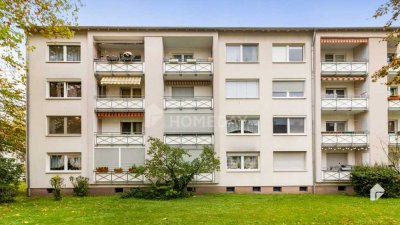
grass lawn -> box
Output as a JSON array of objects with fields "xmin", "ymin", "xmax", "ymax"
[{"xmin": 1, "ymin": 193, "xmax": 400, "ymax": 225}]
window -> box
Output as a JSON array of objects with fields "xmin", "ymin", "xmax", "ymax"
[
  {"xmin": 225, "ymin": 80, "xmax": 259, "ymax": 99},
  {"xmin": 389, "ymin": 86, "xmax": 398, "ymax": 96},
  {"xmin": 326, "ymin": 121, "xmax": 346, "ymax": 132},
  {"xmin": 325, "ymin": 89, "xmax": 345, "ymax": 98},
  {"xmin": 272, "ymin": 81, "xmax": 305, "ymax": 98},
  {"xmin": 273, "ymin": 152, "xmax": 306, "ymax": 171},
  {"xmin": 48, "ymin": 44, "xmax": 81, "ymax": 62},
  {"xmin": 48, "ymin": 153, "xmax": 81, "ymax": 172},
  {"xmin": 172, "ymin": 54, "xmax": 193, "ymax": 62},
  {"xmin": 171, "ymin": 87, "xmax": 194, "ymax": 98},
  {"xmin": 252, "ymin": 186, "xmax": 261, "ymax": 192},
  {"xmin": 389, "ymin": 121, "xmax": 397, "ymax": 133},
  {"xmin": 324, "ymin": 54, "xmax": 345, "ymax": 62},
  {"xmin": 226, "ymin": 44, "xmax": 258, "ymax": 62},
  {"xmin": 95, "ymin": 148, "xmax": 145, "ymax": 169},
  {"xmin": 272, "ymin": 44, "xmax": 304, "ymax": 62},
  {"xmin": 273, "ymin": 187, "xmax": 282, "ymax": 192},
  {"xmin": 121, "ymin": 122, "xmax": 143, "ymax": 134},
  {"xmin": 227, "ymin": 116, "xmax": 259, "ymax": 134},
  {"xmin": 48, "ymin": 81, "xmax": 81, "ymax": 98},
  {"xmin": 388, "ymin": 53, "xmax": 396, "ymax": 63},
  {"xmin": 120, "ymin": 87, "xmax": 142, "ymax": 98},
  {"xmin": 227, "ymin": 152, "xmax": 259, "ymax": 171},
  {"xmin": 48, "ymin": 116, "xmax": 81, "ymax": 135},
  {"xmin": 273, "ymin": 117, "xmax": 305, "ymax": 134}
]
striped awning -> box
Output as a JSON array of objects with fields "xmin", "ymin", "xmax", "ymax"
[
  {"xmin": 321, "ymin": 76, "xmax": 366, "ymax": 81},
  {"xmin": 165, "ymin": 80, "xmax": 212, "ymax": 86},
  {"xmin": 321, "ymin": 38, "xmax": 368, "ymax": 43},
  {"xmin": 100, "ymin": 76, "xmax": 141, "ymax": 85},
  {"xmin": 96, "ymin": 112, "xmax": 144, "ymax": 117}
]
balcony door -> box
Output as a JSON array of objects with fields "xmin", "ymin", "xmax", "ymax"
[
  {"xmin": 172, "ymin": 54, "xmax": 193, "ymax": 62},
  {"xmin": 120, "ymin": 87, "xmax": 141, "ymax": 98},
  {"xmin": 121, "ymin": 122, "xmax": 142, "ymax": 134},
  {"xmin": 171, "ymin": 87, "xmax": 194, "ymax": 98},
  {"xmin": 326, "ymin": 121, "xmax": 346, "ymax": 132},
  {"xmin": 389, "ymin": 120, "xmax": 397, "ymax": 134},
  {"xmin": 324, "ymin": 53, "xmax": 345, "ymax": 62},
  {"xmin": 325, "ymin": 89, "xmax": 345, "ymax": 98},
  {"xmin": 327, "ymin": 153, "xmax": 348, "ymax": 169}
]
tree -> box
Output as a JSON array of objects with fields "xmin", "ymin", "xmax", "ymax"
[
  {"xmin": 123, "ymin": 137, "xmax": 220, "ymax": 199},
  {"xmin": 0, "ymin": 0, "xmax": 81, "ymax": 157},
  {"xmin": 373, "ymin": 0, "xmax": 400, "ymax": 84},
  {"xmin": 0, "ymin": 156, "xmax": 23, "ymax": 203}
]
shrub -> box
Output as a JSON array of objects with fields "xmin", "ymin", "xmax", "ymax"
[
  {"xmin": 0, "ymin": 156, "xmax": 23, "ymax": 203},
  {"xmin": 50, "ymin": 175, "xmax": 64, "ymax": 201},
  {"xmin": 351, "ymin": 165, "xmax": 400, "ymax": 198},
  {"xmin": 69, "ymin": 176, "xmax": 89, "ymax": 197}
]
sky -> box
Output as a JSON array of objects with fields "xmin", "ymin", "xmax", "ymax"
[{"xmin": 77, "ymin": 0, "xmax": 391, "ymax": 27}]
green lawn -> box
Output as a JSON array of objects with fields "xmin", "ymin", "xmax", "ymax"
[{"xmin": 1, "ymin": 193, "xmax": 400, "ymax": 225}]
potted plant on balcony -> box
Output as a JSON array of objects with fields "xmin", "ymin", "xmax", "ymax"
[
  {"xmin": 96, "ymin": 167, "xmax": 109, "ymax": 173},
  {"xmin": 128, "ymin": 165, "xmax": 137, "ymax": 174},
  {"xmin": 114, "ymin": 167, "xmax": 123, "ymax": 173}
]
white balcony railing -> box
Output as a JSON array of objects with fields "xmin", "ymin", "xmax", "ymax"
[
  {"xmin": 388, "ymin": 99, "xmax": 400, "ymax": 110},
  {"xmin": 164, "ymin": 97, "xmax": 213, "ymax": 109},
  {"xmin": 94, "ymin": 61, "xmax": 144, "ymax": 74},
  {"xmin": 95, "ymin": 133, "xmax": 145, "ymax": 146},
  {"xmin": 96, "ymin": 98, "xmax": 144, "ymax": 111},
  {"xmin": 94, "ymin": 171, "xmax": 144, "ymax": 184},
  {"xmin": 321, "ymin": 97, "xmax": 368, "ymax": 111},
  {"xmin": 322, "ymin": 170, "xmax": 351, "ymax": 181},
  {"xmin": 389, "ymin": 134, "xmax": 400, "ymax": 145},
  {"xmin": 321, "ymin": 132, "xmax": 368, "ymax": 147},
  {"xmin": 192, "ymin": 172, "xmax": 215, "ymax": 183},
  {"xmin": 321, "ymin": 62, "xmax": 368, "ymax": 75},
  {"xmin": 163, "ymin": 61, "xmax": 213, "ymax": 74},
  {"xmin": 164, "ymin": 134, "xmax": 214, "ymax": 145}
]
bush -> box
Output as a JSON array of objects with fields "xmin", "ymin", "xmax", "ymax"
[
  {"xmin": 50, "ymin": 176, "xmax": 64, "ymax": 201},
  {"xmin": 351, "ymin": 165, "xmax": 400, "ymax": 198},
  {"xmin": 69, "ymin": 176, "xmax": 89, "ymax": 197},
  {"xmin": 0, "ymin": 156, "xmax": 23, "ymax": 203},
  {"xmin": 121, "ymin": 185, "xmax": 192, "ymax": 200}
]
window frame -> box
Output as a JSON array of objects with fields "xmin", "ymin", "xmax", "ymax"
[
  {"xmin": 226, "ymin": 152, "xmax": 260, "ymax": 172},
  {"xmin": 324, "ymin": 53, "xmax": 346, "ymax": 62},
  {"xmin": 226, "ymin": 44, "xmax": 259, "ymax": 63},
  {"xmin": 47, "ymin": 153, "xmax": 82, "ymax": 173},
  {"xmin": 272, "ymin": 44, "xmax": 305, "ymax": 63},
  {"xmin": 326, "ymin": 121, "xmax": 347, "ymax": 132},
  {"xmin": 225, "ymin": 79, "xmax": 260, "ymax": 99},
  {"xmin": 226, "ymin": 116, "xmax": 260, "ymax": 135},
  {"xmin": 272, "ymin": 80, "xmax": 305, "ymax": 99},
  {"xmin": 273, "ymin": 117, "xmax": 306, "ymax": 135},
  {"xmin": 47, "ymin": 116, "xmax": 82, "ymax": 136},
  {"xmin": 47, "ymin": 81, "xmax": 82, "ymax": 99},
  {"xmin": 47, "ymin": 43, "xmax": 81, "ymax": 63}
]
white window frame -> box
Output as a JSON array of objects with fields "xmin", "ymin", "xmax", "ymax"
[
  {"xmin": 389, "ymin": 86, "xmax": 399, "ymax": 96},
  {"xmin": 272, "ymin": 44, "xmax": 305, "ymax": 62},
  {"xmin": 171, "ymin": 53, "xmax": 194, "ymax": 62},
  {"xmin": 47, "ymin": 153, "xmax": 82, "ymax": 173},
  {"xmin": 324, "ymin": 53, "xmax": 346, "ymax": 62},
  {"xmin": 273, "ymin": 151, "xmax": 307, "ymax": 172},
  {"xmin": 226, "ymin": 152, "xmax": 260, "ymax": 172},
  {"xmin": 46, "ymin": 81, "xmax": 82, "ymax": 99},
  {"xmin": 226, "ymin": 44, "xmax": 259, "ymax": 63},
  {"xmin": 47, "ymin": 116, "xmax": 82, "ymax": 136},
  {"xmin": 47, "ymin": 43, "xmax": 81, "ymax": 62},
  {"xmin": 273, "ymin": 116, "xmax": 306, "ymax": 135},
  {"xmin": 226, "ymin": 116, "xmax": 260, "ymax": 135},
  {"xmin": 272, "ymin": 80, "xmax": 305, "ymax": 99},
  {"xmin": 325, "ymin": 121, "xmax": 347, "ymax": 132},
  {"xmin": 225, "ymin": 79, "xmax": 260, "ymax": 99}
]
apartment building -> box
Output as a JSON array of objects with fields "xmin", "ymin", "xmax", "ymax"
[{"xmin": 27, "ymin": 27, "xmax": 395, "ymax": 195}]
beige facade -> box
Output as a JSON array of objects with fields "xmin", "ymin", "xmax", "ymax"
[{"xmin": 27, "ymin": 27, "xmax": 395, "ymax": 195}]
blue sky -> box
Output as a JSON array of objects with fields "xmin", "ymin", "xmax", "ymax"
[{"xmin": 78, "ymin": 0, "xmax": 390, "ymax": 27}]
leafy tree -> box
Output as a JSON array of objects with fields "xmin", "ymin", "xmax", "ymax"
[
  {"xmin": 0, "ymin": 0, "xmax": 81, "ymax": 157},
  {"xmin": 0, "ymin": 156, "xmax": 23, "ymax": 203},
  {"xmin": 123, "ymin": 137, "xmax": 220, "ymax": 199},
  {"xmin": 373, "ymin": 0, "xmax": 400, "ymax": 84}
]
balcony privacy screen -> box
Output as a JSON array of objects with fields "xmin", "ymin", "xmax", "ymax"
[{"xmin": 95, "ymin": 148, "xmax": 119, "ymax": 168}]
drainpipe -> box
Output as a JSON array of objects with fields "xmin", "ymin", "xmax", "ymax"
[
  {"xmin": 25, "ymin": 36, "xmax": 31, "ymax": 197},
  {"xmin": 311, "ymin": 30, "xmax": 317, "ymax": 194}
]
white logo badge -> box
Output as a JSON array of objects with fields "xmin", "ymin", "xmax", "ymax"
[{"xmin": 370, "ymin": 184, "xmax": 384, "ymax": 201}]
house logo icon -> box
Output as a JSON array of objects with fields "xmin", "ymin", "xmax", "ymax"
[{"xmin": 370, "ymin": 184, "xmax": 384, "ymax": 201}]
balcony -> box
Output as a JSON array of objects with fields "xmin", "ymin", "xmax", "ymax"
[
  {"xmin": 94, "ymin": 171, "xmax": 144, "ymax": 184},
  {"xmin": 322, "ymin": 170, "xmax": 351, "ymax": 181},
  {"xmin": 163, "ymin": 60, "xmax": 213, "ymax": 75},
  {"xmin": 164, "ymin": 97, "xmax": 213, "ymax": 110},
  {"xmin": 388, "ymin": 97, "xmax": 400, "ymax": 110},
  {"xmin": 321, "ymin": 97, "xmax": 368, "ymax": 111},
  {"xmin": 164, "ymin": 134, "xmax": 214, "ymax": 145},
  {"xmin": 96, "ymin": 97, "xmax": 144, "ymax": 112},
  {"xmin": 321, "ymin": 62, "xmax": 368, "ymax": 76},
  {"xmin": 94, "ymin": 61, "xmax": 144, "ymax": 75},
  {"xmin": 389, "ymin": 134, "xmax": 400, "ymax": 145},
  {"xmin": 95, "ymin": 133, "xmax": 145, "ymax": 146},
  {"xmin": 192, "ymin": 172, "xmax": 215, "ymax": 183},
  {"xmin": 321, "ymin": 132, "xmax": 368, "ymax": 147}
]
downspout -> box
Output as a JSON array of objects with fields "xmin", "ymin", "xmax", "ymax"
[
  {"xmin": 311, "ymin": 30, "xmax": 317, "ymax": 194},
  {"xmin": 25, "ymin": 36, "xmax": 31, "ymax": 197}
]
